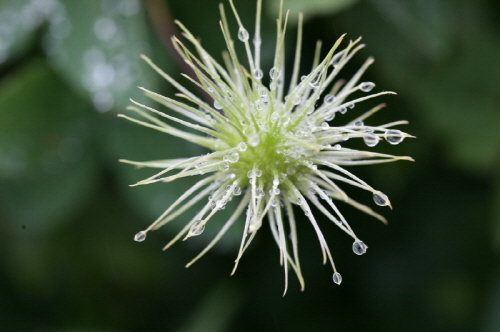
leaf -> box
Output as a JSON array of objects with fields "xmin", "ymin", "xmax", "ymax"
[
  {"xmin": 0, "ymin": 0, "xmax": 48, "ymax": 64},
  {"xmin": 336, "ymin": 0, "xmax": 500, "ymax": 172},
  {"xmin": 42, "ymin": 0, "xmax": 157, "ymax": 112}
]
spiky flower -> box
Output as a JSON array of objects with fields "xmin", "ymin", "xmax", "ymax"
[{"xmin": 119, "ymin": 0, "xmax": 413, "ymax": 293}]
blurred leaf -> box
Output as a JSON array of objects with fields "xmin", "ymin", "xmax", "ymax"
[
  {"xmin": 337, "ymin": 0, "xmax": 500, "ymax": 172},
  {"xmin": 266, "ymin": 0, "xmax": 358, "ymax": 23},
  {"xmin": 43, "ymin": 0, "xmax": 156, "ymax": 112},
  {"xmin": 0, "ymin": 59, "xmax": 98, "ymax": 233},
  {"xmin": 0, "ymin": 0, "xmax": 52, "ymax": 65},
  {"xmin": 369, "ymin": 0, "xmax": 456, "ymax": 60}
]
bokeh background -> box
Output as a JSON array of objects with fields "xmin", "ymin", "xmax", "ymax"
[{"xmin": 1, "ymin": 0, "xmax": 499, "ymax": 331}]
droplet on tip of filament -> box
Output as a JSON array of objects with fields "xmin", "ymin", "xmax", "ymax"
[
  {"xmin": 332, "ymin": 272, "xmax": 342, "ymax": 285},
  {"xmin": 134, "ymin": 231, "xmax": 146, "ymax": 242},
  {"xmin": 384, "ymin": 129, "xmax": 404, "ymax": 145},
  {"xmin": 352, "ymin": 240, "xmax": 367, "ymax": 255},
  {"xmin": 190, "ymin": 220, "xmax": 205, "ymax": 236},
  {"xmin": 373, "ymin": 191, "xmax": 390, "ymax": 207}
]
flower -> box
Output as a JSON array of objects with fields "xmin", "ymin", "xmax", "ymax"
[{"xmin": 119, "ymin": 0, "xmax": 413, "ymax": 293}]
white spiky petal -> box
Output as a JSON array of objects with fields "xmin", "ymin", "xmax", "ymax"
[{"xmin": 119, "ymin": 0, "xmax": 413, "ymax": 294}]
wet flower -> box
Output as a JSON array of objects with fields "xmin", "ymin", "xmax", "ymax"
[{"xmin": 119, "ymin": 0, "xmax": 413, "ymax": 293}]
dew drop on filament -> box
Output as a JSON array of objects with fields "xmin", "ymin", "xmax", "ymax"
[
  {"xmin": 373, "ymin": 190, "xmax": 390, "ymax": 206},
  {"xmin": 253, "ymin": 68, "xmax": 263, "ymax": 80},
  {"xmin": 134, "ymin": 231, "xmax": 146, "ymax": 242},
  {"xmin": 324, "ymin": 94, "xmax": 335, "ymax": 104},
  {"xmin": 237, "ymin": 27, "xmax": 249, "ymax": 41},
  {"xmin": 385, "ymin": 129, "xmax": 404, "ymax": 145},
  {"xmin": 359, "ymin": 81, "xmax": 375, "ymax": 92},
  {"xmin": 352, "ymin": 240, "xmax": 367, "ymax": 255},
  {"xmin": 332, "ymin": 272, "xmax": 342, "ymax": 285},
  {"xmin": 363, "ymin": 133, "xmax": 379, "ymax": 147},
  {"xmin": 237, "ymin": 142, "xmax": 247, "ymax": 151},
  {"xmin": 190, "ymin": 220, "xmax": 205, "ymax": 236}
]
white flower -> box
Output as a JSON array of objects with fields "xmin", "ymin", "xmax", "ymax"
[{"xmin": 119, "ymin": 0, "xmax": 413, "ymax": 294}]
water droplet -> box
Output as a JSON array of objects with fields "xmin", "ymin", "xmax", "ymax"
[
  {"xmin": 384, "ymin": 129, "xmax": 404, "ymax": 145},
  {"xmin": 273, "ymin": 179, "xmax": 280, "ymax": 186},
  {"xmin": 190, "ymin": 220, "xmax": 205, "ymax": 236},
  {"xmin": 348, "ymin": 103, "xmax": 355, "ymax": 109},
  {"xmin": 237, "ymin": 142, "xmax": 247, "ymax": 151},
  {"xmin": 134, "ymin": 231, "xmax": 146, "ymax": 242},
  {"xmin": 233, "ymin": 186, "xmax": 242, "ymax": 196},
  {"xmin": 227, "ymin": 151, "xmax": 239, "ymax": 163},
  {"xmin": 296, "ymin": 197, "xmax": 303, "ymax": 205},
  {"xmin": 255, "ymin": 100, "xmax": 264, "ymax": 111},
  {"xmin": 292, "ymin": 95, "xmax": 301, "ymax": 105},
  {"xmin": 331, "ymin": 51, "xmax": 344, "ymax": 66},
  {"xmin": 253, "ymin": 68, "xmax": 263, "ymax": 79},
  {"xmin": 248, "ymin": 133, "xmax": 260, "ymax": 147},
  {"xmin": 255, "ymin": 169, "xmax": 262, "ymax": 177},
  {"xmin": 219, "ymin": 162, "xmax": 229, "ymax": 172},
  {"xmin": 339, "ymin": 107, "xmax": 347, "ymax": 114},
  {"xmin": 352, "ymin": 240, "xmax": 367, "ymax": 255},
  {"xmin": 333, "ymin": 144, "xmax": 341, "ymax": 150},
  {"xmin": 363, "ymin": 133, "xmax": 379, "ymax": 147},
  {"xmin": 309, "ymin": 73, "xmax": 321, "ymax": 87},
  {"xmin": 247, "ymin": 170, "xmax": 254, "ymax": 178},
  {"xmin": 237, "ymin": 27, "xmax": 249, "ymax": 41},
  {"xmin": 270, "ymin": 198, "xmax": 278, "ymax": 207},
  {"xmin": 324, "ymin": 94, "xmax": 335, "ymax": 104},
  {"xmin": 373, "ymin": 191, "xmax": 390, "ymax": 206},
  {"xmin": 321, "ymin": 122, "xmax": 329, "ymax": 129},
  {"xmin": 332, "ymin": 272, "xmax": 342, "ymax": 285},
  {"xmin": 359, "ymin": 81, "xmax": 375, "ymax": 92},
  {"xmin": 354, "ymin": 120, "xmax": 364, "ymax": 126},
  {"xmin": 269, "ymin": 188, "xmax": 280, "ymax": 195},
  {"xmin": 214, "ymin": 100, "xmax": 222, "ymax": 110},
  {"xmin": 325, "ymin": 113, "xmax": 335, "ymax": 121},
  {"xmin": 269, "ymin": 67, "xmax": 281, "ymax": 80}
]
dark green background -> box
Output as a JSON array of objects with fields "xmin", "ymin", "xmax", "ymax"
[{"xmin": 1, "ymin": 0, "xmax": 499, "ymax": 331}]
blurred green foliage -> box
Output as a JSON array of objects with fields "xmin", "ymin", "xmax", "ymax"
[{"xmin": 0, "ymin": 0, "xmax": 498, "ymax": 331}]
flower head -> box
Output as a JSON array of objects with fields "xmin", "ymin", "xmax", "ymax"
[{"xmin": 119, "ymin": 0, "xmax": 413, "ymax": 293}]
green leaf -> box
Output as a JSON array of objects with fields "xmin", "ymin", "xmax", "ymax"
[
  {"xmin": 42, "ymin": 0, "xmax": 157, "ymax": 112},
  {"xmin": 337, "ymin": 0, "xmax": 500, "ymax": 172},
  {"xmin": 0, "ymin": 0, "xmax": 47, "ymax": 64},
  {"xmin": 0, "ymin": 59, "xmax": 98, "ymax": 233}
]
